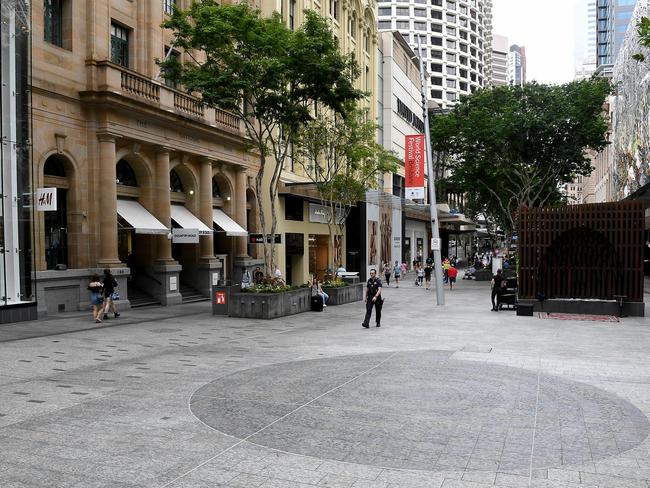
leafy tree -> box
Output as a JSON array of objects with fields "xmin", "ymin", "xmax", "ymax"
[
  {"xmin": 430, "ymin": 79, "xmax": 612, "ymax": 240},
  {"xmin": 293, "ymin": 108, "xmax": 399, "ymax": 269},
  {"xmin": 160, "ymin": 1, "xmax": 363, "ymax": 275},
  {"xmin": 632, "ymin": 16, "xmax": 650, "ymax": 62}
]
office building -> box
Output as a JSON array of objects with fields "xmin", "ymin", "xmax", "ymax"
[
  {"xmin": 378, "ymin": 0, "xmax": 494, "ymax": 108},
  {"xmin": 596, "ymin": 0, "xmax": 638, "ymax": 74},
  {"xmin": 507, "ymin": 44, "xmax": 526, "ymax": 86},
  {"xmin": 491, "ymin": 34, "xmax": 509, "ymax": 86}
]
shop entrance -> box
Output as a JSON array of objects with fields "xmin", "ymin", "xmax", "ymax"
[{"xmin": 309, "ymin": 234, "xmax": 329, "ymax": 280}]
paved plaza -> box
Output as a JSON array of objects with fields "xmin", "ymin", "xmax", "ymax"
[{"xmin": 1, "ymin": 277, "xmax": 650, "ymax": 488}]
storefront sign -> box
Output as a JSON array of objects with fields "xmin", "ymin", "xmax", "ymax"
[
  {"xmin": 249, "ymin": 233, "xmax": 282, "ymax": 244},
  {"xmin": 172, "ymin": 228, "xmax": 199, "ymax": 244},
  {"xmin": 308, "ymin": 203, "xmax": 344, "ymax": 224},
  {"xmin": 36, "ymin": 187, "xmax": 57, "ymax": 211},
  {"xmin": 405, "ymin": 135, "xmax": 425, "ymax": 200}
]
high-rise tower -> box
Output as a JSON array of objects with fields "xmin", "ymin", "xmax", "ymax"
[{"xmin": 378, "ymin": 0, "xmax": 493, "ymax": 108}]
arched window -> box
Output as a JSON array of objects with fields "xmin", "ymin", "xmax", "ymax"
[
  {"xmin": 212, "ymin": 178, "xmax": 222, "ymax": 198},
  {"xmin": 170, "ymin": 169, "xmax": 184, "ymax": 193},
  {"xmin": 349, "ymin": 12, "xmax": 356, "ymax": 39},
  {"xmin": 44, "ymin": 155, "xmax": 66, "ymax": 177},
  {"xmin": 116, "ymin": 159, "xmax": 137, "ymax": 186}
]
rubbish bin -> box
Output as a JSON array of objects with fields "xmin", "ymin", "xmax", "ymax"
[
  {"xmin": 516, "ymin": 303, "xmax": 534, "ymax": 316},
  {"xmin": 212, "ymin": 285, "xmax": 233, "ymax": 316}
]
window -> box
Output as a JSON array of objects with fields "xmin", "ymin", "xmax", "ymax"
[
  {"xmin": 169, "ymin": 169, "xmax": 184, "ymax": 193},
  {"xmin": 447, "ymin": 1, "xmax": 456, "ymax": 10},
  {"xmin": 447, "ymin": 39, "xmax": 456, "ymax": 49},
  {"xmin": 41, "ymin": 157, "xmax": 69, "ymax": 270},
  {"xmin": 414, "ymin": 8, "xmax": 426, "ymax": 17},
  {"xmin": 392, "ymin": 174, "xmax": 405, "ymax": 199},
  {"xmin": 446, "ymin": 13, "xmax": 456, "ymax": 23},
  {"xmin": 396, "ymin": 7, "xmax": 409, "ymax": 15},
  {"xmin": 431, "ymin": 76, "xmax": 443, "ymax": 85},
  {"xmin": 446, "ymin": 53, "xmax": 456, "ymax": 62},
  {"xmin": 348, "ymin": 12, "xmax": 357, "ymax": 39},
  {"xmin": 446, "ymin": 66, "xmax": 456, "ymax": 75},
  {"xmin": 396, "ymin": 21, "xmax": 410, "ymax": 29},
  {"xmin": 289, "ymin": 0, "xmax": 296, "ymax": 30},
  {"xmin": 431, "ymin": 0, "xmax": 442, "ymax": 6},
  {"xmin": 446, "ymin": 79, "xmax": 456, "ymax": 88},
  {"xmin": 285, "ymin": 196, "xmax": 304, "ymax": 221},
  {"xmin": 431, "ymin": 63, "xmax": 443, "ymax": 72},
  {"xmin": 446, "ymin": 26, "xmax": 456, "ymax": 36},
  {"xmin": 163, "ymin": 0, "xmax": 176, "ymax": 15},
  {"xmin": 431, "ymin": 50, "xmax": 442, "ymax": 59},
  {"xmin": 431, "ymin": 89, "xmax": 443, "ymax": 99},
  {"xmin": 459, "ymin": 81, "xmax": 468, "ymax": 91},
  {"xmin": 212, "ymin": 179, "xmax": 222, "ymax": 198},
  {"xmin": 431, "ymin": 10, "xmax": 443, "ymax": 20},
  {"xmin": 163, "ymin": 47, "xmax": 180, "ymax": 88},
  {"xmin": 446, "ymin": 92, "xmax": 457, "ymax": 102},
  {"xmin": 330, "ymin": 0, "xmax": 339, "ymax": 20},
  {"xmin": 414, "ymin": 22, "xmax": 426, "ymax": 31},
  {"xmin": 110, "ymin": 23, "xmax": 129, "ymax": 67},
  {"xmin": 431, "ymin": 23, "xmax": 442, "ymax": 33},
  {"xmin": 44, "ymin": 0, "xmax": 65, "ymax": 48},
  {"xmin": 378, "ymin": 20, "xmax": 392, "ymax": 29},
  {"xmin": 379, "ymin": 7, "xmax": 391, "ymax": 15},
  {"xmin": 116, "ymin": 160, "xmax": 137, "ymax": 187},
  {"xmin": 430, "ymin": 36, "xmax": 443, "ymax": 46}
]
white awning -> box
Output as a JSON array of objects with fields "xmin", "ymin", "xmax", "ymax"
[
  {"xmin": 171, "ymin": 205, "xmax": 212, "ymax": 235},
  {"xmin": 212, "ymin": 208, "xmax": 248, "ymax": 236},
  {"xmin": 116, "ymin": 199, "xmax": 168, "ymax": 235}
]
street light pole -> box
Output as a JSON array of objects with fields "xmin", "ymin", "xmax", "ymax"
[{"xmin": 416, "ymin": 36, "xmax": 445, "ymax": 306}]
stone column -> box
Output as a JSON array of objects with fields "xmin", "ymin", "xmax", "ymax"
[
  {"xmin": 235, "ymin": 167, "xmax": 249, "ymax": 258},
  {"xmin": 154, "ymin": 148, "xmax": 174, "ymax": 263},
  {"xmin": 97, "ymin": 134, "xmax": 121, "ymax": 266},
  {"xmin": 199, "ymin": 158, "xmax": 215, "ymax": 261}
]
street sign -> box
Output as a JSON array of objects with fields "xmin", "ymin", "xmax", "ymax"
[
  {"xmin": 431, "ymin": 237, "xmax": 441, "ymax": 251},
  {"xmin": 248, "ymin": 233, "xmax": 282, "ymax": 244},
  {"xmin": 172, "ymin": 228, "xmax": 199, "ymax": 244},
  {"xmin": 36, "ymin": 188, "xmax": 57, "ymax": 211}
]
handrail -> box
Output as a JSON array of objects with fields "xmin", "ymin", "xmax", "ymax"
[
  {"xmin": 174, "ymin": 91, "xmax": 204, "ymax": 116},
  {"xmin": 121, "ymin": 70, "xmax": 160, "ymax": 102}
]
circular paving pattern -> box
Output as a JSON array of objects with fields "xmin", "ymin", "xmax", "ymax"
[{"xmin": 190, "ymin": 351, "xmax": 650, "ymax": 472}]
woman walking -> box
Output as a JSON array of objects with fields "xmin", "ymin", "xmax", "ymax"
[
  {"xmin": 102, "ymin": 269, "xmax": 120, "ymax": 320},
  {"xmin": 393, "ymin": 260, "xmax": 401, "ymax": 288},
  {"xmin": 417, "ymin": 264, "xmax": 425, "ymax": 287},
  {"xmin": 88, "ymin": 274, "xmax": 104, "ymax": 324},
  {"xmin": 383, "ymin": 262, "xmax": 392, "ymax": 286}
]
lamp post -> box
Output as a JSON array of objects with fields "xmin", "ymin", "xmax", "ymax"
[{"xmin": 416, "ymin": 36, "xmax": 445, "ymax": 306}]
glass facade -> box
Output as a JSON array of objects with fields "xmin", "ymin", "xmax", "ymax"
[{"xmin": 1, "ymin": 1, "xmax": 35, "ymax": 309}]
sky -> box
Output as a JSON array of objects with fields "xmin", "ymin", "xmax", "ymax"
[{"xmin": 492, "ymin": 0, "xmax": 584, "ymax": 85}]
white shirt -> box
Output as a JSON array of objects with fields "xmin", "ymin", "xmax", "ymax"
[{"xmin": 274, "ymin": 268, "xmax": 282, "ymax": 278}]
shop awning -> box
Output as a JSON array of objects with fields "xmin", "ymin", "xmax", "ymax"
[
  {"xmin": 171, "ymin": 205, "xmax": 212, "ymax": 235},
  {"xmin": 212, "ymin": 208, "xmax": 248, "ymax": 236},
  {"xmin": 116, "ymin": 199, "xmax": 169, "ymax": 235}
]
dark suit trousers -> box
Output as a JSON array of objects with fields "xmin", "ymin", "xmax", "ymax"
[{"xmin": 363, "ymin": 298, "xmax": 383, "ymax": 325}]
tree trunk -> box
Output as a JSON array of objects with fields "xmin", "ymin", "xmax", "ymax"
[{"xmin": 255, "ymin": 153, "xmax": 271, "ymax": 277}]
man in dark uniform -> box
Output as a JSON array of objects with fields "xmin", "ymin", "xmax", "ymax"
[{"xmin": 362, "ymin": 269, "xmax": 383, "ymax": 328}]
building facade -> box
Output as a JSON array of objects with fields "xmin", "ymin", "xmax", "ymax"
[
  {"xmin": 258, "ymin": 0, "xmax": 379, "ymax": 284},
  {"xmin": 490, "ymin": 34, "xmax": 508, "ymax": 86},
  {"xmin": 1, "ymin": 1, "xmax": 36, "ymax": 323},
  {"xmin": 32, "ymin": 0, "xmax": 257, "ymax": 315},
  {"xmin": 507, "ymin": 44, "xmax": 526, "ymax": 86},
  {"xmin": 596, "ymin": 0, "xmax": 638, "ymax": 74},
  {"xmin": 377, "ymin": 0, "xmax": 493, "ymax": 108}
]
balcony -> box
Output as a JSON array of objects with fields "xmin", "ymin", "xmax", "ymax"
[{"xmin": 85, "ymin": 60, "xmax": 242, "ymax": 134}]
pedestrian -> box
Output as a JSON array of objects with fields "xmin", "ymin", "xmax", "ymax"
[
  {"xmin": 274, "ymin": 266, "xmax": 282, "ymax": 280},
  {"xmin": 424, "ymin": 261, "xmax": 432, "ymax": 290},
  {"xmin": 442, "ymin": 258, "xmax": 451, "ymax": 284},
  {"xmin": 362, "ymin": 269, "xmax": 383, "ymax": 328},
  {"xmin": 400, "ymin": 261, "xmax": 407, "ymax": 277},
  {"xmin": 491, "ymin": 268, "xmax": 504, "ymax": 311},
  {"xmin": 383, "ymin": 261, "xmax": 392, "ymax": 286},
  {"xmin": 102, "ymin": 269, "xmax": 120, "ymax": 320},
  {"xmin": 311, "ymin": 275, "xmax": 329, "ymax": 307},
  {"xmin": 417, "ymin": 264, "xmax": 424, "ymax": 286},
  {"xmin": 254, "ymin": 267, "xmax": 264, "ymax": 283},
  {"xmin": 241, "ymin": 267, "xmax": 252, "ymax": 290},
  {"xmin": 88, "ymin": 274, "xmax": 104, "ymax": 324},
  {"xmin": 447, "ymin": 264, "xmax": 458, "ymax": 290},
  {"xmin": 393, "ymin": 260, "xmax": 401, "ymax": 288}
]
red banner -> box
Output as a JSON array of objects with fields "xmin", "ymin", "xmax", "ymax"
[{"xmin": 405, "ymin": 135, "xmax": 425, "ymax": 199}]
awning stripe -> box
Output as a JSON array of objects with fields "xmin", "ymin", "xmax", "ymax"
[
  {"xmin": 171, "ymin": 205, "xmax": 212, "ymax": 235},
  {"xmin": 116, "ymin": 199, "xmax": 168, "ymax": 235},
  {"xmin": 212, "ymin": 208, "xmax": 247, "ymax": 236}
]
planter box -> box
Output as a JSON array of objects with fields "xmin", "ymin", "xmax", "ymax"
[
  {"xmin": 229, "ymin": 288, "xmax": 311, "ymax": 319},
  {"xmin": 323, "ymin": 283, "xmax": 363, "ymax": 305}
]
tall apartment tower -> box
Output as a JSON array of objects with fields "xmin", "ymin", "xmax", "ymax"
[
  {"xmin": 507, "ymin": 44, "xmax": 526, "ymax": 86},
  {"xmin": 596, "ymin": 0, "xmax": 637, "ymax": 74},
  {"xmin": 490, "ymin": 34, "xmax": 509, "ymax": 86},
  {"xmin": 378, "ymin": 0, "xmax": 494, "ymax": 108}
]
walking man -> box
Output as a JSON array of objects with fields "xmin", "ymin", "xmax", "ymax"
[
  {"xmin": 362, "ymin": 269, "xmax": 383, "ymax": 328},
  {"xmin": 491, "ymin": 268, "xmax": 504, "ymax": 311}
]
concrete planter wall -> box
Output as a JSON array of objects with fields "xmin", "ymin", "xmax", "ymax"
[
  {"xmin": 229, "ymin": 287, "xmax": 311, "ymax": 319},
  {"xmin": 323, "ymin": 283, "xmax": 363, "ymax": 305}
]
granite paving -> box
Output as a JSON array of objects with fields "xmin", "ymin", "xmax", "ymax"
[{"xmin": 0, "ymin": 274, "xmax": 649, "ymax": 488}]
